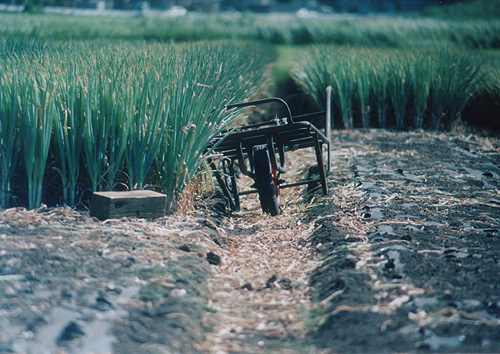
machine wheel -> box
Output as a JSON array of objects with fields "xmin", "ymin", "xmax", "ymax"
[{"xmin": 253, "ymin": 145, "xmax": 280, "ymax": 216}]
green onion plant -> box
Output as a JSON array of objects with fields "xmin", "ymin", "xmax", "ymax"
[
  {"xmin": 369, "ymin": 56, "xmax": 389, "ymax": 128},
  {"xmin": 410, "ymin": 54, "xmax": 432, "ymax": 129},
  {"xmin": 19, "ymin": 69, "xmax": 55, "ymax": 209},
  {"xmin": 292, "ymin": 46, "xmax": 487, "ymax": 131},
  {"xmin": 155, "ymin": 43, "xmax": 271, "ymax": 210},
  {"xmin": 388, "ymin": 53, "xmax": 412, "ymax": 129},
  {"xmin": 126, "ymin": 54, "xmax": 168, "ymax": 190},
  {"xmin": 0, "ymin": 69, "xmax": 20, "ymax": 208},
  {"xmin": 0, "ymin": 40, "xmax": 272, "ymax": 209},
  {"xmin": 52, "ymin": 60, "xmax": 85, "ymax": 205}
]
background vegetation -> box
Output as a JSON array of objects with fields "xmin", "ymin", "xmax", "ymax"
[
  {"xmin": 418, "ymin": 0, "xmax": 500, "ymax": 19},
  {"xmin": 0, "ymin": 12, "xmax": 499, "ymax": 49},
  {"xmin": 0, "ymin": 0, "xmax": 499, "ymax": 210}
]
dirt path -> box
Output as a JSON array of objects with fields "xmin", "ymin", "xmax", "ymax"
[
  {"xmin": 194, "ymin": 147, "xmax": 331, "ymax": 353},
  {"xmin": 198, "ymin": 202, "xmax": 321, "ymax": 353}
]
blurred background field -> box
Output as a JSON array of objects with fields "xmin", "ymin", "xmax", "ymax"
[
  {"xmin": 0, "ymin": 0, "xmax": 499, "ymax": 210},
  {"xmin": 0, "ymin": 6, "xmax": 499, "ymax": 47}
]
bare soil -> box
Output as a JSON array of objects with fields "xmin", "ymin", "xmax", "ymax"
[
  {"xmin": 306, "ymin": 130, "xmax": 500, "ymax": 353},
  {"xmin": 1, "ymin": 129, "xmax": 499, "ymax": 354}
]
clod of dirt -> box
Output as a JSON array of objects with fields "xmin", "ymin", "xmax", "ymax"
[
  {"xmin": 57, "ymin": 321, "xmax": 85, "ymax": 344},
  {"xmin": 206, "ymin": 251, "xmax": 221, "ymax": 265},
  {"xmin": 179, "ymin": 244, "xmax": 191, "ymax": 252},
  {"xmin": 239, "ymin": 282, "xmax": 254, "ymax": 291},
  {"xmin": 95, "ymin": 291, "xmax": 114, "ymax": 311}
]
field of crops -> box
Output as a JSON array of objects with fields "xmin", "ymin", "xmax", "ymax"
[
  {"xmin": 0, "ymin": 39, "xmax": 273, "ymax": 209},
  {"xmin": 291, "ymin": 47, "xmax": 500, "ymax": 130},
  {"xmin": 0, "ymin": 6, "xmax": 499, "ymax": 210},
  {"xmin": 1, "ymin": 12, "xmax": 500, "ymax": 49}
]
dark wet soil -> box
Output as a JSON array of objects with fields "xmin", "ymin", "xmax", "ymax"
[
  {"xmin": 307, "ymin": 130, "xmax": 500, "ymax": 353},
  {"xmin": 1, "ymin": 129, "xmax": 499, "ymax": 354}
]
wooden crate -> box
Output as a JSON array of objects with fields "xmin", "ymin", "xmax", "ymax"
[{"xmin": 90, "ymin": 190, "xmax": 167, "ymax": 220}]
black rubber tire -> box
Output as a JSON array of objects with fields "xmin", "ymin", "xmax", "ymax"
[{"xmin": 253, "ymin": 145, "xmax": 280, "ymax": 216}]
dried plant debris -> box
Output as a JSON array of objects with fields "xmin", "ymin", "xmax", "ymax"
[
  {"xmin": 0, "ymin": 206, "xmax": 217, "ymax": 354},
  {"xmin": 0, "ymin": 130, "xmax": 499, "ymax": 354}
]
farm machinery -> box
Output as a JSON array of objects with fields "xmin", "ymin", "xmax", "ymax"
[{"xmin": 207, "ymin": 87, "xmax": 332, "ymax": 215}]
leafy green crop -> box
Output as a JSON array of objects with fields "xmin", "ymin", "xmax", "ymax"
[
  {"xmin": 291, "ymin": 46, "xmax": 488, "ymax": 131},
  {"xmin": 0, "ymin": 39, "xmax": 273, "ymax": 209}
]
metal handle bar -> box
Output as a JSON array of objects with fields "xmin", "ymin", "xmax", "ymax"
[{"xmin": 225, "ymin": 97, "xmax": 294, "ymax": 124}]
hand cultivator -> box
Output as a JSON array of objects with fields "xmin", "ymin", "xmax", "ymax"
[{"xmin": 207, "ymin": 87, "xmax": 332, "ymax": 216}]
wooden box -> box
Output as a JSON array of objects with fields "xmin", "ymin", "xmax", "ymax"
[{"xmin": 90, "ymin": 190, "xmax": 167, "ymax": 220}]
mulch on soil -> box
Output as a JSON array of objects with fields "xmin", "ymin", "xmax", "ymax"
[
  {"xmin": 0, "ymin": 129, "xmax": 499, "ymax": 354},
  {"xmin": 0, "ymin": 207, "xmax": 220, "ymax": 354}
]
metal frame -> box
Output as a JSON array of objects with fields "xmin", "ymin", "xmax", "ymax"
[{"xmin": 207, "ymin": 86, "xmax": 332, "ymax": 212}]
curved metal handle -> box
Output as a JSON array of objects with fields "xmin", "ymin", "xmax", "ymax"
[{"xmin": 225, "ymin": 97, "xmax": 294, "ymax": 124}]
